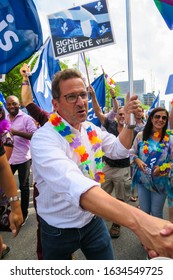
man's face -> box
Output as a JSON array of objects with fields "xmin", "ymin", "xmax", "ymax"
[
  {"xmin": 135, "ymin": 108, "xmax": 143, "ymax": 120},
  {"xmin": 52, "ymin": 78, "xmax": 88, "ymax": 129},
  {"xmin": 117, "ymin": 107, "xmax": 125, "ymax": 126},
  {"xmin": 6, "ymin": 96, "xmax": 20, "ymax": 116}
]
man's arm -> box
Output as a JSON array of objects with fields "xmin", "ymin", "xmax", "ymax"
[
  {"xmin": 80, "ymin": 185, "xmax": 173, "ymax": 258},
  {"xmin": 110, "ymin": 88, "xmax": 118, "ymax": 113},
  {"xmin": 10, "ymin": 129, "xmax": 34, "ymax": 140},
  {"xmin": 118, "ymin": 94, "xmax": 139, "ymax": 149},
  {"xmin": 20, "ymin": 63, "xmax": 33, "ymax": 107},
  {"xmin": 20, "ymin": 63, "xmax": 49, "ymax": 126}
]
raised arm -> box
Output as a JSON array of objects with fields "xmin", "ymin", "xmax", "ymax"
[
  {"xmin": 110, "ymin": 88, "xmax": 118, "ymax": 113},
  {"xmin": 105, "ymin": 88, "xmax": 119, "ymax": 122},
  {"xmin": 20, "ymin": 63, "xmax": 33, "ymax": 107},
  {"xmin": 118, "ymin": 94, "xmax": 139, "ymax": 149},
  {"xmin": 20, "ymin": 63, "xmax": 49, "ymax": 126}
]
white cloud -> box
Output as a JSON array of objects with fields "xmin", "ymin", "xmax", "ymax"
[{"xmin": 34, "ymin": 0, "xmax": 173, "ymax": 108}]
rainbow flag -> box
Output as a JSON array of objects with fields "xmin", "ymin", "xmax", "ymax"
[
  {"xmin": 104, "ymin": 73, "xmax": 116, "ymax": 88},
  {"xmin": 154, "ymin": 0, "xmax": 173, "ymax": 29}
]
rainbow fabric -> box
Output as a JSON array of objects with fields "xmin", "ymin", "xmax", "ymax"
[
  {"xmin": 104, "ymin": 73, "xmax": 116, "ymax": 88},
  {"xmin": 143, "ymin": 129, "xmax": 173, "ymax": 155},
  {"xmin": 154, "ymin": 0, "xmax": 173, "ymax": 29}
]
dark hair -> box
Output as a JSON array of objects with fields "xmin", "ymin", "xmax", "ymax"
[
  {"xmin": 0, "ymin": 106, "xmax": 5, "ymax": 120},
  {"xmin": 52, "ymin": 68, "xmax": 83, "ymax": 100},
  {"xmin": 143, "ymin": 107, "xmax": 168, "ymax": 142}
]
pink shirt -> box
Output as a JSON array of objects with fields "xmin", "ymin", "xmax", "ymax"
[{"xmin": 7, "ymin": 110, "xmax": 37, "ymax": 164}]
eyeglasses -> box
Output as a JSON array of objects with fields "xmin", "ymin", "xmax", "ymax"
[
  {"xmin": 153, "ymin": 114, "xmax": 168, "ymax": 121},
  {"xmin": 63, "ymin": 92, "xmax": 89, "ymax": 103}
]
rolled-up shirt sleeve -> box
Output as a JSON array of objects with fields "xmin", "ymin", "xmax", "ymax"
[{"xmin": 101, "ymin": 129, "xmax": 130, "ymax": 159}]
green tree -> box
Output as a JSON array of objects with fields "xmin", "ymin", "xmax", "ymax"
[{"xmin": 0, "ymin": 58, "xmax": 33, "ymax": 101}]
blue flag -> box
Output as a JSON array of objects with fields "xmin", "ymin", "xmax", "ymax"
[
  {"xmin": 29, "ymin": 38, "xmax": 61, "ymax": 113},
  {"xmin": 0, "ymin": 0, "xmax": 43, "ymax": 74},
  {"xmin": 0, "ymin": 92, "xmax": 6, "ymax": 107},
  {"xmin": 148, "ymin": 93, "xmax": 160, "ymax": 115},
  {"xmin": 87, "ymin": 73, "xmax": 105, "ymax": 127},
  {"xmin": 165, "ymin": 74, "xmax": 173, "ymax": 94}
]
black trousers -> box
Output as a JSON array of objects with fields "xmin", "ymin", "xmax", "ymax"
[{"xmin": 10, "ymin": 159, "xmax": 31, "ymax": 218}]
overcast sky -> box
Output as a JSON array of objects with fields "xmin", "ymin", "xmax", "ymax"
[{"xmin": 34, "ymin": 0, "xmax": 173, "ymax": 108}]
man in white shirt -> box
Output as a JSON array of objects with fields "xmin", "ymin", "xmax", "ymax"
[{"xmin": 31, "ymin": 68, "xmax": 173, "ymax": 260}]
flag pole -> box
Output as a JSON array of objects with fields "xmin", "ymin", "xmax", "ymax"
[
  {"xmin": 82, "ymin": 52, "xmax": 90, "ymax": 86},
  {"xmin": 126, "ymin": 0, "xmax": 136, "ymax": 127}
]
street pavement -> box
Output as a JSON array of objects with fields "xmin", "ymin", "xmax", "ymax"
[{"xmin": 0, "ymin": 173, "xmax": 169, "ymax": 260}]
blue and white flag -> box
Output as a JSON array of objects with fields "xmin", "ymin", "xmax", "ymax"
[
  {"xmin": 0, "ymin": 92, "xmax": 6, "ymax": 108},
  {"xmin": 165, "ymin": 74, "xmax": 173, "ymax": 94},
  {"xmin": 0, "ymin": 91, "xmax": 8, "ymax": 116},
  {"xmin": 87, "ymin": 73, "xmax": 105, "ymax": 127},
  {"xmin": 47, "ymin": 0, "xmax": 114, "ymax": 58},
  {"xmin": 148, "ymin": 93, "xmax": 160, "ymax": 115},
  {"xmin": 0, "ymin": 0, "xmax": 43, "ymax": 74},
  {"xmin": 29, "ymin": 38, "xmax": 61, "ymax": 113}
]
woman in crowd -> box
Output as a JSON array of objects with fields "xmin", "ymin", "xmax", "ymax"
[{"xmin": 131, "ymin": 107, "xmax": 173, "ymax": 222}]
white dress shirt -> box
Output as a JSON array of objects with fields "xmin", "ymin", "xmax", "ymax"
[{"xmin": 31, "ymin": 117, "xmax": 129, "ymax": 228}]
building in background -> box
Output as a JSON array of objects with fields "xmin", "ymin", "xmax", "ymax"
[{"xmin": 116, "ymin": 79, "xmax": 160, "ymax": 107}]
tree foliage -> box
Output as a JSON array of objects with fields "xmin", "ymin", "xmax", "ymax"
[{"xmin": 0, "ymin": 58, "xmax": 32, "ymax": 101}]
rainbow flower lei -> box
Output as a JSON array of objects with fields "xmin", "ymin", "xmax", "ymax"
[
  {"xmin": 143, "ymin": 130, "xmax": 172, "ymax": 155},
  {"xmin": 49, "ymin": 113, "xmax": 105, "ymax": 183},
  {"xmin": 142, "ymin": 130, "xmax": 173, "ymax": 176},
  {"xmin": 159, "ymin": 163, "xmax": 172, "ymax": 176}
]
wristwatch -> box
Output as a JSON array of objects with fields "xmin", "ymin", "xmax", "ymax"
[
  {"xmin": 8, "ymin": 196, "xmax": 20, "ymax": 202},
  {"xmin": 123, "ymin": 123, "xmax": 136, "ymax": 129}
]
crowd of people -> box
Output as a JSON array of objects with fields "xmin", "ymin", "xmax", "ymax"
[{"xmin": 1, "ymin": 64, "xmax": 173, "ymax": 260}]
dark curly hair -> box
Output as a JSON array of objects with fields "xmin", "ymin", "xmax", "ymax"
[{"xmin": 143, "ymin": 107, "xmax": 169, "ymax": 142}]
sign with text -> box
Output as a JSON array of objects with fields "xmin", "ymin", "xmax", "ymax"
[{"xmin": 47, "ymin": 0, "xmax": 115, "ymax": 59}]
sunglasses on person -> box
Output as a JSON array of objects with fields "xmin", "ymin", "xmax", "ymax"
[{"xmin": 153, "ymin": 114, "xmax": 168, "ymax": 121}]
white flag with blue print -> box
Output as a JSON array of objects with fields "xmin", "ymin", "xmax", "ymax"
[
  {"xmin": 48, "ymin": 0, "xmax": 114, "ymax": 58},
  {"xmin": 29, "ymin": 38, "xmax": 61, "ymax": 112}
]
